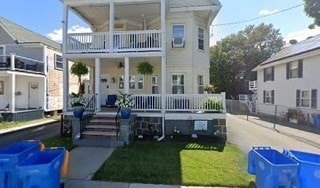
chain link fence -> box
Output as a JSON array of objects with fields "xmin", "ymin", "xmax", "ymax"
[{"xmin": 226, "ymin": 99, "xmax": 320, "ymax": 147}]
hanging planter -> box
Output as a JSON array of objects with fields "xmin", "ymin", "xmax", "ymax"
[{"xmin": 137, "ymin": 61, "xmax": 154, "ymax": 75}]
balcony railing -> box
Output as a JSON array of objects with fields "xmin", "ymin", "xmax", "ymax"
[
  {"xmin": 67, "ymin": 93, "xmax": 226, "ymax": 113},
  {"xmin": 66, "ymin": 30, "xmax": 162, "ymax": 54},
  {"xmin": 0, "ymin": 55, "xmax": 44, "ymax": 74},
  {"xmin": 249, "ymin": 80, "xmax": 257, "ymax": 91}
]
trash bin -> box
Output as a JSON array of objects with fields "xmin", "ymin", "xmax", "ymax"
[
  {"xmin": 283, "ymin": 149, "xmax": 320, "ymax": 188},
  {"xmin": 248, "ymin": 147, "xmax": 299, "ymax": 188},
  {"xmin": 0, "ymin": 140, "xmax": 41, "ymax": 188},
  {"xmin": 312, "ymin": 114, "xmax": 320, "ymax": 129},
  {"xmin": 17, "ymin": 147, "xmax": 65, "ymax": 188}
]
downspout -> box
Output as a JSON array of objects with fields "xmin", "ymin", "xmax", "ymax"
[{"xmin": 157, "ymin": 0, "xmax": 166, "ymax": 141}]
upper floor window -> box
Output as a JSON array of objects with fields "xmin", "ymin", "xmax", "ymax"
[
  {"xmin": 172, "ymin": 74, "xmax": 184, "ymax": 94},
  {"xmin": 197, "ymin": 75, "xmax": 204, "ymax": 94},
  {"xmin": 198, "ymin": 27, "xmax": 204, "ymax": 50},
  {"xmin": 172, "ymin": 24, "xmax": 185, "ymax": 48},
  {"xmin": 0, "ymin": 81, "xmax": 4, "ymax": 95},
  {"xmin": 263, "ymin": 90, "xmax": 274, "ymax": 104},
  {"xmin": 263, "ymin": 67, "xmax": 274, "ymax": 82},
  {"xmin": 296, "ymin": 89, "xmax": 317, "ymax": 109},
  {"xmin": 287, "ymin": 60, "xmax": 303, "ymax": 79},
  {"xmin": 54, "ymin": 54, "xmax": 63, "ymax": 70}
]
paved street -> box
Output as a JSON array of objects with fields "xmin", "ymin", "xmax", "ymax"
[
  {"xmin": 227, "ymin": 114, "xmax": 320, "ymax": 154},
  {"xmin": 0, "ymin": 121, "xmax": 61, "ymax": 149}
]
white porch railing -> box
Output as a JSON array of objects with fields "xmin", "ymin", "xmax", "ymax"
[
  {"xmin": 249, "ymin": 80, "xmax": 257, "ymax": 91},
  {"xmin": 67, "ymin": 93, "xmax": 95, "ymax": 111},
  {"xmin": 131, "ymin": 94, "xmax": 162, "ymax": 111},
  {"xmin": 66, "ymin": 30, "xmax": 162, "ymax": 53}
]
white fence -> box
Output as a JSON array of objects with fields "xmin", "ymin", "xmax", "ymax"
[{"xmin": 66, "ymin": 30, "xmax": 162, "ymax": 53}]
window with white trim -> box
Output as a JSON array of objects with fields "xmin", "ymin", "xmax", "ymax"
[
  {"xmin": 118, "ymin": 75, "xmax": 124, "ymax": 89},
  {"xmin": 289, "ymin": 61, "xmax": 298, "ymax": 78},
  {"xmin": 172, "ymin": 24, "xmax": 185, "ymax": 48},
  {"xmin": 296, "ymin": 89, "xmax": 317, "ymax": 109},
  {"xmin": 152, "ymin": 75, "xmax": 159, "ymax": 94},
  {"xmin": 263, "ymin": 90, "xmax": 274, "ymax": 104},
  {"xmin": 129, "ymin": 75, "xmax": 135, "ymax": 89},
  {"xmin": 287, "ymin": 60, "xmax": 303, "ymax": 79},
  {"xmin": 172, "ymin": 74, "xmax": 184, "ymax": 94},
  {"xmin": 0, "ymin": 81, "xmax": 3, "ymax": 95},
  {"xmin": 137, "ymin": 75, "xmax": 144, "ymax": 90},
  {"xmin": 263, "ymin": 67, "xmax": 274, "ymax": 81},
  {"xmin": 197, "ymin": 75, "xmax": 204, "ymax": 94},
  {"xmin": 54, "ymin": 54, "xmax": 63, "ymax": 70},
  {"xmin": 198, "ymin": 27, "xmax": 204, "ymax": 50},
  {"xmin": 301, "ymin": 90, "xmax": 310, "ymax": 108}
]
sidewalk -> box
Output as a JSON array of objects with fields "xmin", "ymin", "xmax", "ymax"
[{"xmin": 0, "ymin": 117, "xmax": 60, "ymax": 135}]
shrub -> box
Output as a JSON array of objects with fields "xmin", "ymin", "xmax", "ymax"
[{"xmin": 203, "ymin": 98, "xmax": 223, "ymax": 112}]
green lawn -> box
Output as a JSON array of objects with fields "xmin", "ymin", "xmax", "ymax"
[
  {"xmin": 0, "ymin": 116, "xmax": 60, "ymax": 130},
  {"xmin": 42, "ymin": 136, "xmax": 76, "ymax": 151},
  {"xmin": 93, "ymin": 140, "xmax": 254, "ymax": 187}
]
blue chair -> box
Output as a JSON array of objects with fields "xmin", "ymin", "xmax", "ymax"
[{"xmin": 106, "ymin": 95, "xmax": 117, "ymax": 107}]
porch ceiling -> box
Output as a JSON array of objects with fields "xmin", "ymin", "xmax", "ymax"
[{"xmin": 71, "ymin": 3, "xmax": 161, "ymax": 28}]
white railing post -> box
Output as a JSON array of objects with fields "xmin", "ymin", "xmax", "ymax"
[
  {"xmin": 222, "ymin": 92, "xmax": 226, "ymax": 113},
  {"xmin": 63, "ymin": 59, "xmax": 69, "ymax": 112},
  {"xmin": 95, "ymin": 58, "xmax": 101, "ymax": 112},
  {"xmin": 109, "ymin": 1, "xmax": 115, "ymax": 53},
  {"xmin": 10, "ymin": 53, "xmax": 15, "ymax": 70},
  {"xmin": 62, "ymin": 5, "xmax": 69, "ymax": 54}
]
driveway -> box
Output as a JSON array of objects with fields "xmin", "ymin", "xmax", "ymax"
[{"xmin": 227, "ymin": 114, "xmax": 320, "ymax": 154}]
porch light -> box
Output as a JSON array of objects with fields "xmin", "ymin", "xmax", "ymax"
[{"xmin": 118, "ymin": 62, "xmax": 124, "ymax": 69}]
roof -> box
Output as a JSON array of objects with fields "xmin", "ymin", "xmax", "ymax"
[
  {"xmin": 0, "ymin": 17, "xmax": 61, "ymax": 51},
  {"xmin": 261, "ymin": 34, "xmax": 320, "ymax": 66}
]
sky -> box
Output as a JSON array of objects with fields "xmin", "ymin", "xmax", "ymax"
[{"xmin": 1, "ymin": 0, "xmax": 319, "ymax": 46}]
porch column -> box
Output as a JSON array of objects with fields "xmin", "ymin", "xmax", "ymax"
[
  {"xmin": 62, "ymin": 59, "xmax": 69, "ymax": 112},
  {"xmin": 10, "ymin": 53, "xmax": 15, "ymax": 70},
  {"xmin": 95, "ymin": 58, "xmax": 101, "ymax": 112},
  {"xmin": 10, "ymin": 74, "xmax": 16, "ymax": 112},
  {"xmin": 124, "ymin": 57, "xmax": 129, "ymax": 94},
  {"xmin": 62, "ymin": 4, "xmax": 69, "ymax": 54},
  {"xmin": 160, "ymin": 0, "xmax": 166, "ymax": 139},
  {"xmin": 109, "ymin": 1, "xmax": 115, "ymax": 52}
]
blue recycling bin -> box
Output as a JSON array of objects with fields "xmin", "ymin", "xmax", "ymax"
[
  {"xmin": 284, "ymin": 150, "xmax": 320, "ymax": 188},
  {"xmin": 312, "ymin": 114, "xmax": 320, "ymax": 129},
  {"xmin": 248, "ymin": 147, "xmax": 299, "ymax": 188},
  {"xmin": 17, "ymin": 147, "xmax": 65, "ymax": 188},
  {"xmin": 0, "ymin": 140, "xmax": 40, "ymax": 188}
]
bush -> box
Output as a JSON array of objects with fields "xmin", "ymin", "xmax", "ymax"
[{"xmin": 204, "ymin": 98, "xmax": 223, "ymax": 112}]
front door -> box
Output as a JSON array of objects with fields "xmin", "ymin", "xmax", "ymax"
[
  {"xmin": 28, "ymin": 82, "xmax": 39, "ymax": 109},
  {"xmin": 100, "ymin": 74, "xmax": 111, "ymax": 106}
]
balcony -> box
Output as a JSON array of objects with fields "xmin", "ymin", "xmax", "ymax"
[
  {"xmin": 249, "ymin": 80, "xmax": 257, "ymax": 91},
  {"xmin": 66, "ymin": 30, "xmax": 162, "ymax": 54},
  {"xmin": 0, "ymin": 55, "xmax": 44, "ymax": 74}
]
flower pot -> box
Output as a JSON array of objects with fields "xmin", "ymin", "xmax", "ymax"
[
  {"xmin": 73, "ymin": 106, "xmax": 85, "ymax": 118},
  {"xmin": 120, "ymin": 108, "xmax": 131, "ymax": 119}
]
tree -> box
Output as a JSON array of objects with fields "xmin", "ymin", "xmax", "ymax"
[
  {"xmin": 304, "ymin": 0, "xmax": 320, "ymax": 26},
  {"xmin": 71, "ymin": 61, "xmax": 89, "ymax": 94},
  {"xmin": 210, "ymin": 23, "xmax": 284, "ymax": 99}
]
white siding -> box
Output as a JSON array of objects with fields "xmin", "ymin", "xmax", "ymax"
[
  {"xmin": 0, "ymin": 76, "xmax": 10, "ymax": 109},
  {"xmin": 257, "ymin": 54, "xmax": 320, "ymax": 111}
]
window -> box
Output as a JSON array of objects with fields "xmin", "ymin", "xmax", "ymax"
[
  {"xmin": 263, "ymin": 67, "xmax": 274, "ymax": 81},
  {"xmin": 137, "ymin": 75, "xmax": 144, "ymax": 90},
  {"xmin": 172, "ymin": 24, "xmax": 185, "ymax": 47},
  {"xmin": 287, "ymin": 60, "xmax": 303, "ymax": 79},
  {"xmin": 0, "ymin": 47, "xmax": 3, "ymax": 55},
  {"xmin": 152, "ymin": 75, "xmax": 159, "ymax": 94},
  {"xmin": 198, "ymin": 27, "xmax": 204, "ymax": 50},
  {"xmin": 129, "ymin": 75, "xmax": 135, "ymax": 89},
  {"xmin": 118, "ymin": 75, "xmax": 124, "ymax": 89},
  {"xmin": 0, "ymin": 81, "xmax": 3, "ymax": 95},
  {"xmin": 197, "ymin": 75, "xmax": 204, "ymax": 94},
  {"xmin": 296, "ymin": 89, "xmax": 317, "ymax": 108},
  {"xmin": 172, "ymin": 74, "xmax": 184, "ymax": 94},
  {"xmin": 54, "ymin": 54, "xmax": 63, "ymax": 70},
  {"xmin": 263, "ymin": 90, "xmax": 274, "ymax": 104}
]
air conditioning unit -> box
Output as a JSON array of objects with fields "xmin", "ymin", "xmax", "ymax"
[{"xmin": 172, "ymin": 37, "xmax": 185, "ymax": 48}]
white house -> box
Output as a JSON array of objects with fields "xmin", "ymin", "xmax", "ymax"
[
  {"xmin": 252, "ymin": 35, "xmax": 320, "ymax": 124},
  {"xmin": 60, "ymin": 0, "xmax": 226, "ymax": 145},
  {"xmin": 0, "ymin": 17, "xmax": 78, "ymax": 121}
]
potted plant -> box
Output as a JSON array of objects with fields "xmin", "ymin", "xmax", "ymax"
[
  {"xmin": 71, "ymin": 92, "xmax": 85, "ymax": 118},
  {"xmin": 115, "ymin": 92, "xmax": 135, "ymax": 119},
  {"xmin": 137, "ymin": 61, "xmax": 154, "ymax": 75},
  {"xmin": 204, "ymin": 84, "xmax": 215, "ymax": 94}
]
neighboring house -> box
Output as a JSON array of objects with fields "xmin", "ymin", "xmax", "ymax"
[
  {"xmin": 61, "ymin": 0, "xmax": 226, "ymax": 146},
  {"xmin": 0, "ymin": 17, "xmax": 78, "ymax": 121},
  {"xmin": 252, "ymin": 34, "xmax": 320, "ymax": 124}
]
